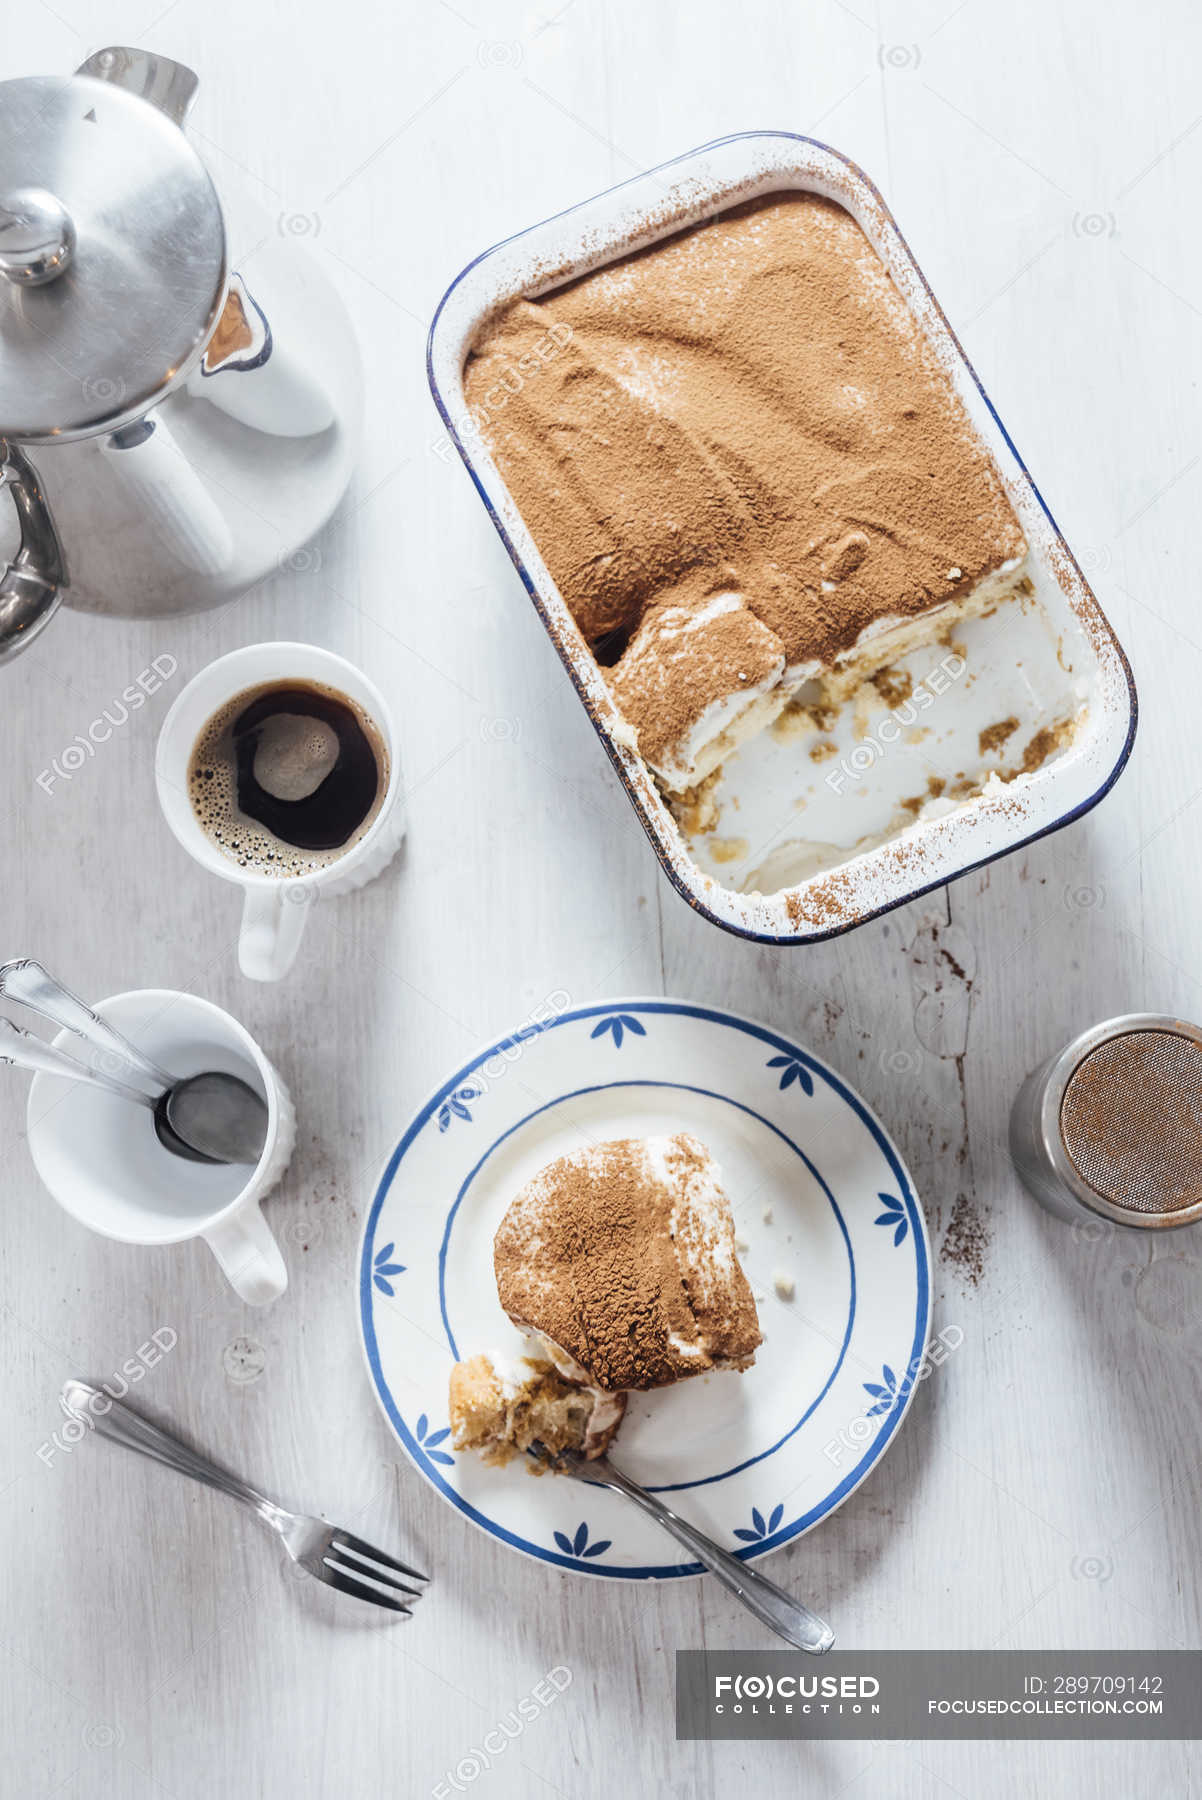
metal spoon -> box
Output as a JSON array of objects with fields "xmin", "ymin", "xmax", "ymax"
[
  {"xmin": 0, "ymin": 959, "xmax": 176, "ymax": 1089},
  {"xmin": 156, "ymin": 1070, "xmax": 267, "ymax": 1164},
  {"xmin": 0, "ymin": 1017, "xmax": 211, "ymax": 1160},
  {"xmin": 0, "ymin": 1017, "xmax": 266, "ymax": 1166},
  {"xmin": 532, "ymin": 1441, "xmax": 834, "ymax": 1653},
  {"xmin": 0, "ymin": 959, "xmax": 268, "ymax": 1163}
]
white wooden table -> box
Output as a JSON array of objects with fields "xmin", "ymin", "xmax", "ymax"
[{"xmin": 3, "ymin": 2, "xmax": 1200, "ymax": 1795}]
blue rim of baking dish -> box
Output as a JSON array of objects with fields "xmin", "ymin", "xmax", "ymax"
[{"xmin": 427, "ymin": 130, "xmax": 1139, "ymax": 945}]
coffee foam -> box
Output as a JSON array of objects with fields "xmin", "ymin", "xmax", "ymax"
[
  {"xmin": 187, "ymin": 680, "xmax": 387, "ymax": 878},
  {"xmin": 253, "ymin": 716, "xmax": 340, "ymax": 803}
]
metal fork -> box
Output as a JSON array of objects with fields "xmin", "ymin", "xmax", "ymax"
[
  {"xmin": 532, "ymin": 1442, "xmax": 833, "ymax": 1653},
  {"xmin": 61, "ymin": 1380, "xmax": 428, "ymax": 1615}
]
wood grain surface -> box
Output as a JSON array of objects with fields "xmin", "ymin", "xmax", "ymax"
[{"xmin": 2, "ymin": 1, "xmax": 1199, "ymax": 1795}]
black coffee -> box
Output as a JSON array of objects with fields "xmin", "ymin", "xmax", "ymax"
[{"xmin": 188, "ymin": 679, "xmax": 388, "ymax": 876}]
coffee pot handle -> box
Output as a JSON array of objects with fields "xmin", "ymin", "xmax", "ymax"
[
  {"xmin": 75, "ymin": 47, "xmax": 199, "ymax": 126},
  {"xmin": 100, "ymin": 415, "xmax": 235, "ymax": 575},
  {"xmin": 0, "ymin": 441, "xmax": 67, "ymax": 664}
]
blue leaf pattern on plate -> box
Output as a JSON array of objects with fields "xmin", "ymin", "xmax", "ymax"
[
  {"xmin": 372, "ymin": 1240, "xmax": 406, "ymax": 1296},
  {"xmin": 766, "ymin": 1054, "xmax": 814, "ymax": 1096},
  {"xmin": 733, "ymin": 1500, "xmax": 785, "ymax": 1543},
  {"xmin": 589, "ymin": 1014, "xmax": 647, "ymax": 1050},
  {"xmin": 414, "ymin": 1412, "xmax": 455, "ymax": 1466},
  {"xmin": 873, "ymin": 1193, "xmax": 909, "ymax": 1247},
  {"xmin": 553, "ymin": 1521, "xmax": 612, "ymax": 1559},
  {"xmin": 437, "ymin": 1085, "xmax": 479, "ymax": 1132},
  {"xmin": 862, "ymin": 1363, "xmax": 900, "ymax": 1418}
]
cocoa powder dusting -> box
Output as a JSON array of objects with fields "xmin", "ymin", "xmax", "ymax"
[
  {"xmin": 494, "ymin": 1135, "xmax": 761, "ymax": 1392},
  {"xmin": 1060, "ymin": 1030, "xmax": 1202, "ymax": 1213},
  {"xmin": 465, "ymin": 192, "xmax": 1025, "ymax": 684},
  {"xmin": 871, "ymin": 666, "xmax": 915, "ymax": 708},
  {"xmin": 978, "ymin": 715, "xmax": 1019, "ymax": 756},
  {"xmin": 1020, "ymin": 721, "xmax": 1072, "ymax": 774},
  {"xmin": 608, "ymin": 594, "xmax": 781, "ymax": 768}
]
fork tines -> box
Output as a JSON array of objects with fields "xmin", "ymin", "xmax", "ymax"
[
  {"xmin": 528, "ymin": 1439, "xmax": 585, "ymax": 1473},
  {"xmin": 311, "ymin": 1528, "xmax": 429, "ymax": 1615},
  {"xmin": 333, "ymin": 1527, "xmax": 428, "ymax": 1587}
]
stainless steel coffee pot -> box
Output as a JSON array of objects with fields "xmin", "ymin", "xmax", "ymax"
[{"xmin": 0, "ymin": 48, "xmax": 362, "ymax": 658}]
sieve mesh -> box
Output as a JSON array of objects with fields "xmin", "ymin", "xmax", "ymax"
[{"xmin": 1060, "ymin": 1030, "xmax": 1202, "ymax": 1214}]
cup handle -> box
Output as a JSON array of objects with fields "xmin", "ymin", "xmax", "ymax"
[
  {"xmin": 204, "ymin": 1203, "xmax": 287, "ymax": 1306},
  {"xmin": 238, "ymin": 885, "xmax": 313, "ymax": 983}
]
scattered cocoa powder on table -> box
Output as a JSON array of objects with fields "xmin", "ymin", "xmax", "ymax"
[{"xmin": 940, "ymin": 1193, "xmax": 990, "ymax": 1286}]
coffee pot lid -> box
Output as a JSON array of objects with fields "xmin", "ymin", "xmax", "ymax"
[{"xmin": 0, "ymin": 56, "xmax": 226, "ymax": 443}]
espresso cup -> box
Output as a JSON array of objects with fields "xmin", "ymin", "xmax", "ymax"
[
  {"xmin": 155, "ymin": 642, "xmax": 405, "ymax": 981},
  {"xmin": 26, "ymin": 989, "xmax": 295, "ymax": 1305}
]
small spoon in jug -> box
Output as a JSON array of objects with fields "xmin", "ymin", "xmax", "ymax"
[
  {"xmin": 0, "ymin": 960, "xmax": 269, "ymax": 1166},
  {"xmin": 0, "ymin": 1018, "xmax": 267, "ymax": 1165},
  {"xmin": 155, "ymin": 1069, "xmax": 267, "ymax": 1164},
  {"xmin": 0, "ymin": 958, "xmax": 178, "ymax": 1086}
]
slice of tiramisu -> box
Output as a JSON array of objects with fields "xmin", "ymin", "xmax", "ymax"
[
  {"xmin": 449, "ymin": 1350, "xmax": 625, "ymax": 1465},
  {"xmin": 493, "ymin": 1132, "xmax": 761, "ymax": 1393},
  {"xmin": 465, "ymin": 191, "xmax": 1031, "ymax": 796},
  {"xmin": 608, "ymin": 591, "xmax": 786, "ymax": 790}
]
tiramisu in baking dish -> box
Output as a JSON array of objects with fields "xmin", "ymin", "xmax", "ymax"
[
  {"xmin": 431, "ymin": 132, "xmax": 1136, "ymax": 940},
  {"xmin": 465, "ymin": 192, "xmax": 1029, "ymax": 799}
]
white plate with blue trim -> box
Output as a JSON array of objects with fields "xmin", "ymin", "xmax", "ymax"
[{"xmin": 358, "ymin": 999, "xmax": 930, "ymax": 1580}]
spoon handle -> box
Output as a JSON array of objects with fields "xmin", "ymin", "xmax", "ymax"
[
  {"xmin": 0, "ymin": 1016, "xmax": 156, "ymax": 1107},
  {"xmin": 591, "ymin": 1457, "xmax": 835, "ymax": 1654},
  {"xmin": 0, "ymin": 959, "xmax": 173, "ymax": 1090}
]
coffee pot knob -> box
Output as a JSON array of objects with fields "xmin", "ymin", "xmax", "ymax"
[{"xmin": 0, "ymin": 187, "xmax": 75, "ymax": 287}]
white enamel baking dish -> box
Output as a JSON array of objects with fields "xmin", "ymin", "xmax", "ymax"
[{"xmin": 428, "ymin": 131, "xmax": 1137, "ymax": 943}]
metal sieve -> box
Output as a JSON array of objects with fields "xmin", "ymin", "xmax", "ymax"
[{"xmin": 1009, "ymin": 1015, "xmax": 1202, "ymax": 1230}]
